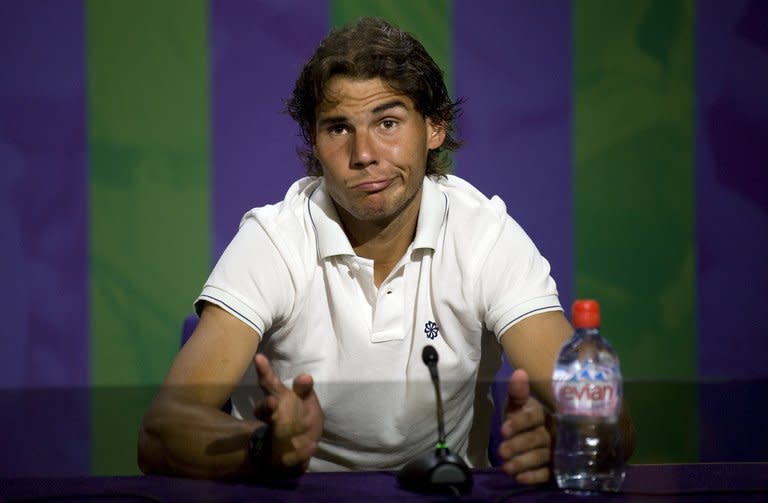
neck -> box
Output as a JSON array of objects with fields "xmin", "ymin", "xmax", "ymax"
[{"xmin": 337, "ymin": 187, "xmax": 422, "ymax": 286}]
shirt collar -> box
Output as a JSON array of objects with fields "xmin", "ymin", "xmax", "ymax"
[
  {"xmin": 412, "ymin": 175, "xmax": 448, "ymax": 251},
  {"xmin": 307, "ymin": 175, "xmax": 448, "ymax": 260},
  {"xmin": 307, "ymin": 180, "xmax": 355, "ymax": 259}
]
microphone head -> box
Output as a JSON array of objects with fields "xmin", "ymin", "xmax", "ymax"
[{"xmin": 422, "ymin": 345, "xmax": 438, "ymax": 366}]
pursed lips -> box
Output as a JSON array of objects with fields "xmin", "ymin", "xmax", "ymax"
[{"xmin": 350, "ymin": 178, "xmax": 394, "ymax": 193}]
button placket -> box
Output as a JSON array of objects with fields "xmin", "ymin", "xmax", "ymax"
[{"xmin": 370, "ymin": 266, "xmax": 405, "ymax": 342}]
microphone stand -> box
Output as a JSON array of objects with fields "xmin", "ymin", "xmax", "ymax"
[{"xmin": 396, "ymin": 346, "xmax": 473, "ymax": 494}]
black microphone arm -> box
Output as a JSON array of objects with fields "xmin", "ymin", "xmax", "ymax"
[
  {"xmin": 397, "ymin": 345, "xmax": 473, "ymax": 494},
  {"xmin": 422, "ymin": 345, "xmax": 446, "ymax": 448}
]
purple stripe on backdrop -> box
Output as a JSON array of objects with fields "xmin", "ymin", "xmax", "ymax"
[
  {"xmin": 696, "ymin": 0, "xmax": 768, "ymax": 379},
  {"xmin": 454, "ymin": 2, "xmax": 571, "ymax": 467},
  {"xmin": 0, "ymin": 0, "xmax": 88, "ymax": 474},
  {"xmin": 453, "ymin": 2, "xmax": 573, "ymax": 307},
  {"xmin": 696, "ymin": 0, "xmax": 768, "ymax": 461},
  {"xmin": 211, "ymin": 0, "xmax": 329, "ymax": 260}
]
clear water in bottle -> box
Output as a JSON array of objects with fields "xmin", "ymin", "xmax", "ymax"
[
  {"xmin": 553, "ymin": 414, "xmax": 624, "ymax": 492},
  {"xmin": 552, "ymin": 300, "xmax": 625, "ymax": 493}
]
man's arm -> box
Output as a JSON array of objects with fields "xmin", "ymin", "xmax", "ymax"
[
  {"xmin": 501, "ymin": 311, "xmax": 573, "ymax": 409},
  {"xmin": 497, "ymin": 310, "xmax": 635, "ymax": 483},
  {"xmin": 137, "ymin": 303, "xmax": 322, "ymax": 479}
]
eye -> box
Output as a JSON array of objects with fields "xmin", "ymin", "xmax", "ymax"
[
  {"xmin": 380, "ymin": 119, "xmax": 398, "ymax": 130},
  {"xmin": 328, "ymin": 124, "xmax": 349, "ymax": 135}
]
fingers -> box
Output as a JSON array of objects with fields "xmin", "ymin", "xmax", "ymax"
[
  {"xmin": 499, "ymin": 375, "xmax": 554, "ymax": 485},
  {"xmin": 500, "ymin": 444, "xmax": 550, "ymax": 474},
  {"xmin": 511, "ymin": 464, "xmax": 551, "ymax": 485},
  {"xmin": 252, "ymin": 356, "xmax": 323, "ymax": 472},
  {"xmin": 275, "ymin": 436, "xmax": 319, "ymax": 468},
  {"xmin": 255, "ymin": 355, "xmax": 316, "ymax": 400},
  {"xmin": 498, "ymin": 424, "xmax": 551, "ymax": 459},
  {"xmin": 254, "ymin": 354, "xmax": 287, "ymax": 396},
  {"xmin": 501, "ymin": 398, "xmax": 547, "ymax": 437},
  {"xmin": 292, "ymin": 374, "xmax": 315, "ymax": 399},
  {"xmin": 499, "ymin": 429, "xmax": 552, "ymax": 484},
  {"xmin": 271, "ymin": 404, "xmax": 321, "ymax": 470}
]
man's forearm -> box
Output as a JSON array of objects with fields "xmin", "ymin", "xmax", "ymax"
[{"xmin": 138, "ymin": 393, "xmax": 262, "ymax": 480}]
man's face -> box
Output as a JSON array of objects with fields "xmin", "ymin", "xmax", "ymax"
[{"xmin": 313, "ymin": 77, "xmax": 445, "ymax": 226}]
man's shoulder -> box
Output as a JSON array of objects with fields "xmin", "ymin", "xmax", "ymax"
[
  {"xmin": 430, "ymin": 174, "xmax": 509, "ymax": 226},
  {"xmin": 239, "ymin": 177, "xmax": 320, "ymax": 227},
  {"xmin": 421, "ymin": 175, "xmax": 517, "ymax": 272},
  {"xmin": 233, "ymin": 177, "xmax": 321, "ymax": 257}
]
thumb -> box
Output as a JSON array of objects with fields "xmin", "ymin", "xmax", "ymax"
[{"xmin": 505, "ymin": 368, "xmax": 531, "ymax": 412}]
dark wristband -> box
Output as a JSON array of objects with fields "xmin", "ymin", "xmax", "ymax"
[{"xmin": 248, "ymin": 424, "xmax": 272, "ymax": 468}]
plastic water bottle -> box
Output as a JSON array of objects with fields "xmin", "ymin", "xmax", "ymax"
[{"xmin": 552, "ymin": 299, "xmax": 625, "ymax": 493}]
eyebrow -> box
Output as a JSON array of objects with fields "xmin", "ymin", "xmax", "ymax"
[
  {"xmin": 371, "ymin": 99, "xmax": 409, "ymax": 115},
  {"xmin": 317, "ymin": 100, "xmax": 410, "ymax": 129}
]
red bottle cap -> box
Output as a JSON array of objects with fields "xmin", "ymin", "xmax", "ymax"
[{"xmin": 572, "ymin": 299, "xmax": 600, "ymax": 328}]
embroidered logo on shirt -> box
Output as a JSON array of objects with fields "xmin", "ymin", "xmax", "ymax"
[{"xmin": 424, "ymin": 321, "xmax": 439, "ymax": 340}]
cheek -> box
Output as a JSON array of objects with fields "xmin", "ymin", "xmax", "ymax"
[
  {"xmin": 322, "ymin": 168, "xmax": 344, "ymax": 190},
  {"xmin": 387, "ymin": 142, "xmax": 403, "ymax": 160},
  {"xmin": 315, "ymin": 137, "xmax": 347, "ymax": 161}
]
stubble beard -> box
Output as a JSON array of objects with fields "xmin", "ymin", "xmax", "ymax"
[{"xmin": 349, "ymin": 180, "xmax": 421, "ymax": 228}]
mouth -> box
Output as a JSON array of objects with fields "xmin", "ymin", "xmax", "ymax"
[{"xmin": 351, "ymin": 178, "xmax": 394, "ymax": 193}]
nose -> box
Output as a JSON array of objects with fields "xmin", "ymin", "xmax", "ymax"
[{"xmin": 350, "ymin": 130, "xmax": 377, "ymax": 168}]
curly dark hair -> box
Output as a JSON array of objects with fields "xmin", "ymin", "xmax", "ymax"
[{"xmin": 286, "ymin": 17, "xmax": 462, "ymax": 177}]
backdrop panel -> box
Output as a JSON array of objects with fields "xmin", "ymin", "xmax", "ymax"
[
  {"xmin": 332, "ymin": 0, "xmax": 453, "ymax": 92},
  {"xmin": 696, "ymin": 0, "xmax": 768, "ymax": 462},
  {"xmin": 573, "ymin": 0, "xmax": 697, "ymax": 462},
  {"xmin": 0, "ymin": 0, "xmax": 89, "ymax": 476},
  {"xmin": 87, "ymin": 0, "xmax": 212, "ymax": 474},
  {"xmin": 211, "ymin": 0, "xmax": 329, "ymax": 260},
  {"xmin": 695, "ymin": 0, "xmax": 768, "ymax": 379},
  {"xmin": 454, "ymin": 0, "xmax": 573, "ymax": 309}
]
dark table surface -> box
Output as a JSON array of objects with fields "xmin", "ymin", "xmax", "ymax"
[{"xmin": 1, "ymin": 463, "xmax": 767, "ymax": 502}]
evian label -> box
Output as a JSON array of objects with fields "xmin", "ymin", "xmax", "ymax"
[{"xmin": 553, "ymin": 365, "xmax": 621, "ymax": 417}]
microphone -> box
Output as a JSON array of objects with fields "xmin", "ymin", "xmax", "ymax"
[
  {"xmin": 422, "ymin": 346, "xmax": 446, "ymax": 447},
  {"xmin": 396, "ymin": 345, "xmax": 473, "ymax": 494}
]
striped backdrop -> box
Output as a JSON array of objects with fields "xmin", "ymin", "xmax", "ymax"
[{"xmin": 1, "ymin": 0, "xmax": 766, "ymax": 475}]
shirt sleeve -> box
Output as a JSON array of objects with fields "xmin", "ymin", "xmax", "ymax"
[
  {"xmin": 478, "ymin": 213, "xmax": 562, "ymax": 340},
  {"xmin": 195, "ymin": 215, "xmax": 295, "ymax": 339}
]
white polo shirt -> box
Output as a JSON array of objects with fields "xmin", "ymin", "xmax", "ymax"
[{"xmin": 196, "ymin": 174, "xmax": 561, "ymax": 471}]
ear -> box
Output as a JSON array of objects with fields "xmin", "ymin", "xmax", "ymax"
[{"xmin": 426, "ymin": 119, "xmax": 446, "ymax": 150}]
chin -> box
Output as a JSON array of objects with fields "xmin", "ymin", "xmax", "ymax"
[
  {"xmin": 351, "ymin": 197, "xmax": 396, "ymax": 220},
  {"xmin": 354, "ymin": 207, "xmax": 393, "ymax": 222}
]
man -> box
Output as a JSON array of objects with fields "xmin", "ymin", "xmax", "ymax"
[{"xmin": 138, "ymin": 17, "xmax": 633, "ymax": 484}]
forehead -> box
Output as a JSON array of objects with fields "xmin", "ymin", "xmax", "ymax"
[{"xmin": 317, "ymin": 76, "xmax": 414, "ymax": 115}]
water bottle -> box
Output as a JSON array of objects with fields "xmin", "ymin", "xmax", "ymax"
[{"xmin": 552, "ymin": 299, "xmax": 625, "ymax": 493}]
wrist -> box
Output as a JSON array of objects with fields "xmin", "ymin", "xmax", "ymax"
[{"xmin": 248, "ymin": 424, "xmax": 273, "ymax": 470}]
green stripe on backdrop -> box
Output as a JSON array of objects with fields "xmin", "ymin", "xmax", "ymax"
[
  {"xmin": 87, "ymin": 0, "xmax": 211, "ymax": 474},
  {"xmin": 573, "ymin": 0, "xmax": 696, "ymax": 461},
  {"xmin": 330, "ymin": 0, "xmax": 453, "ymax": 94}
]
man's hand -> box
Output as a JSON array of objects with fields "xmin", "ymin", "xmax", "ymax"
[
  {"xmin": 253, "ymin": 354, "xmax": 324, "ymax": 473},
  {"xmin": 498, "ymin": 368, "xmax": 552, "ymax": 485}
]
